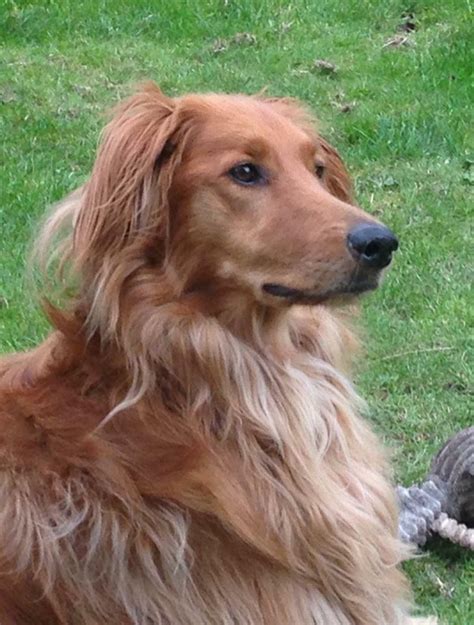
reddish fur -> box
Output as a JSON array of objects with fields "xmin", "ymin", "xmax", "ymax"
[{"xmin": 0, "ymin": 83, "xmax": 435, "ymax": 624}]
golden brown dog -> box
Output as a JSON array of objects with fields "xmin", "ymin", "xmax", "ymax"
[{"xmin": 0, "ymin": 83, "xmax": 436, "ymax": 624}]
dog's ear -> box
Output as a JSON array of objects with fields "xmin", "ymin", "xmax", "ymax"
[
  {"xmin": 318, "ymin": 137, "xmax": 353, "ymax": 204},
  {"xmin": 74, "ymin": 82, "xmax": 188, "ymax": 274}
]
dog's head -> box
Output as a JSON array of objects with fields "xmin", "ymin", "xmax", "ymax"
[{"xmin": 75, "ymin": 83, "xmax": 397, "ymax": 311}]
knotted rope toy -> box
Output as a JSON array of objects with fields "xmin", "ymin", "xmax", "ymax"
[{"xmin": 397, "ymin": 426, "xmax": 474, "ymax": 550}]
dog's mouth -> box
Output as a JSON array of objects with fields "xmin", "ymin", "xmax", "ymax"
[{"xmin": 262, "ymin": 276, "xmax": 379, "ymax": 305}]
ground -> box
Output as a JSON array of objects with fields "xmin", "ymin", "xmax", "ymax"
[{"xmin": 0, "ymin": 1, "xmax": 472, "ymax": 622}]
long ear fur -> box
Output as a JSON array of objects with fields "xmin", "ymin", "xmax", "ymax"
[
  {"xmin": 318, "ymin": 137, "xmax": 353, "ymax": 204},
  {"xmin": 61, "ymin": 82, "xmax": 195, "ymax": 343},
  {"xmin": 74, "ymin": 82, "xmax": 189, "ymax": 282}
]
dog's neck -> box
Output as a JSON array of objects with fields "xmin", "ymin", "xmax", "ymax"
[
  {"xmin": 103, "ymin": 293, "xmax": 405, "ymax": 624},
  {"xmin": 0, "ymin": 296, "xmax": 406, "ymax": 624},
  {"xmin": 153, "ymin": 286, "xmax": 357, "ymax": 367}
]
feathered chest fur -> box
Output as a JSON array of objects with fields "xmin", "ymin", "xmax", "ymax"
[{"xmin": 0, "ymin": 306, "xmax": 408, "ymax": 625}]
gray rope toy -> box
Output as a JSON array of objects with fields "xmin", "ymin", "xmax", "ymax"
[{"xmin": 397, "ymin": 426, "xmax": 474, "ymax": 550}]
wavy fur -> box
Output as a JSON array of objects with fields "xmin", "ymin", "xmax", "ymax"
[{"xmin": 0, "ymin": 83, "xmax": 435, "ymax": 624}]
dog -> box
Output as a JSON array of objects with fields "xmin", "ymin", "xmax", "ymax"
[{"xmin": 0, "ymin": 83, "xmax": 437, "ymax": 624}]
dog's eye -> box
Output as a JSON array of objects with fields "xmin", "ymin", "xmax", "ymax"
[
  {"xmin": 229, "ymin": 163, "xmax": 264, "ymax": 186},
  {"xmin": 315, "ymin": 163, "xmax": 326, "ymax": 180}
]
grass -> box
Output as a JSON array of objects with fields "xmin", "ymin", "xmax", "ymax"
[{"xmin": 0, "ymin": 0, "xmax": 472, "ymax": 621}]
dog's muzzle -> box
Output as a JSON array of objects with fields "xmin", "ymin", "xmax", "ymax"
[{"xmin": 346, "ymin": 223, "xmax": 398, "ymax": 270}]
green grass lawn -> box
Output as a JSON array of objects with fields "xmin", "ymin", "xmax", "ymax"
[{"xmin": 1, "ymin": 0, "xmax": 472, "ymax": 621}]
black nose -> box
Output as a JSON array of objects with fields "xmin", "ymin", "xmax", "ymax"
[{"xmin": 347, "ymin": 224, "xmax": 398, "ymax": 269}]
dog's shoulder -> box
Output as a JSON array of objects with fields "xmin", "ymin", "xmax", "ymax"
[{"xmin": 0, "ymin": 333, "xmax": 109, "ymax": 473}]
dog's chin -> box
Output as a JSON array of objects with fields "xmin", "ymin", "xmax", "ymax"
[{"xmin": 262, "ymin": 278, "xmax": 380, "ymax": 306}]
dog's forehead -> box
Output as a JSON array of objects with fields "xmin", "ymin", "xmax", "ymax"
[{"xmin": 183, "ymin": 94, "xmax": 317, "ymax": 155}]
